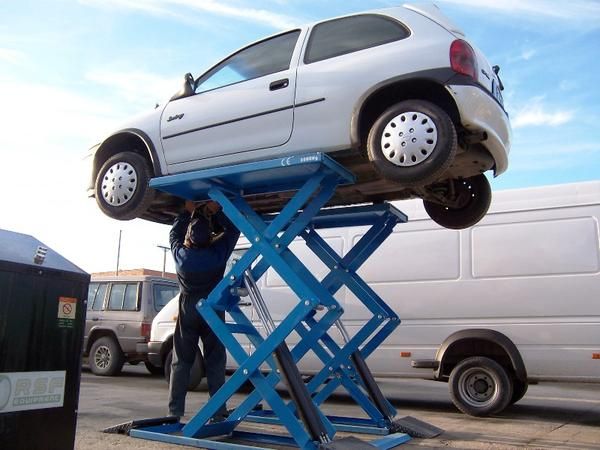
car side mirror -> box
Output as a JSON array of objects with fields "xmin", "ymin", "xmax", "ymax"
[{"xmin": 170, "ymin": 72, "xmax": 195, "ymax": 102}]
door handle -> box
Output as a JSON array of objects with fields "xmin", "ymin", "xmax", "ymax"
[
  {"xmin": 269, "ymin": 79, "xmax": 289, "ymax": 91},
  {"xmin": 92, "ymin": 317, "xmax": 99, "ymax": 321}
]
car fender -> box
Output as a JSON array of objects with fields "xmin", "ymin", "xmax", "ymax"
[
  {"xmin": 349, "ymin": 68, "xmax": 462, "ymax": 150},
  {"xmin": 434, "ymin": 328, "xmax": 527, "ymax": 382}
]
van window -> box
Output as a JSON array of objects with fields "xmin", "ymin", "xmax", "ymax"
[
  {"xmin": 472, "ymin": 217, "xmax": 600, "ymax": 278},
  {"xmin": 91, "ymin": 283, "xmax": 108, "ymax": 311},
  {"xmin": 153, "ymin": 284, "xmax": 180, "ymax": 312},
  {"xmin": 107, "ymin": 283, "xmax": 140, "ymax": 311}
]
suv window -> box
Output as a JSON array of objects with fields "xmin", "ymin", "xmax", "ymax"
[
  {"xmin": 196, "ymin": 30, "xmax": 301, "ymax": 93},
  {"xmin": 107, "ymin": 283, "xmax": 140, "ymax": 311},
  {"xmin": 153, "ymin": 284, "xmax": 180, "ymax": 312},
  {"xmin": 304, "ymin": 14, "xmax": 409, "ymax": 64},
  {"xmin": 89, "ymin": 282, "xmax": 108, "ymax": 311}
]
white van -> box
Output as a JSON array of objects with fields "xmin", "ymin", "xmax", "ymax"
[{"xmin": 150, "ymin": 180, "xmax": 600, "ymax": 416}]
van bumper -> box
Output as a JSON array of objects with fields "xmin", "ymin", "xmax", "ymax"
[{"xmin": 148, "ymin": 341, "xmax": 163, "ymax": 367}]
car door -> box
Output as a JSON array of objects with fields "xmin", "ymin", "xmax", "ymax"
[
  {"xmin": 102, "ymin": 282, "xmax": 142, "ymax": 354},
  {"xmin": 84, "ymin": 282, "xmax": 108, "ymax": 349},
  {"xmin": 160, "ymin": 30, "xmax": 302, "ymax": 170}
]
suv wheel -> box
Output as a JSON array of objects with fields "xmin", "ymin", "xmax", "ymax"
[
  {"xmin": 164, "ymin": 349, "xmax": 204, "ymax": 391},
  {"xmin": 89, "ymin": 336, "xmax": 125, "ymax": 376},
  {"xmin": 423, "ymin": 174, "xmax": 491, "ymax": 229},
  {"xmin": 449, "ymin": 356, "xmax": 513, "ymax": 416},
  {"xmin": 367, "ymin": 100, "xmax": 457, "ymax": 186},
  {"xmin": 94, "ymin": 151, "xmax": 154, "ymax": 220}
]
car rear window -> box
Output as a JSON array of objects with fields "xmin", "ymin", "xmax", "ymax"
[
  {"xmin": 153, "ymin": 284, "xmax": 180, "ymax": 312},
  {"xmin": 304, "ymin": 14, "xmax": 409, "ymax": 64},
  {"xmin": 89, "ymin": 282, "xmax": 108, "ymax": 311}
]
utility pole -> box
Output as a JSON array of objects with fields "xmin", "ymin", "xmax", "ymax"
[
  {"xmin": 116, "ymin": 230, "xmax": 122, "ymax": 276},
  {"xmin": 157, "ymin": 245, "xmax": 170, "ymax": 278}
]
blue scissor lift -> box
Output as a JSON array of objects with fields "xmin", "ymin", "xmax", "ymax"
[{"xmin": 129, "ymin": 153, "xmax": 414, "ymax": 449}]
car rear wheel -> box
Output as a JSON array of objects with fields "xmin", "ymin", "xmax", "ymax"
[
  {"xmin": 423, "ymin": 174, "xmax": 492, "ymax": 229},
  {"xmin": 449, "ymin": 356, "xmax": 513, "ymax": 417},
  {"xmin": 95, "ymin": 151, "xmax": 154, "ymax": 220},
  {"xmin": 89, "ymin": 336, "xmax": 125, "ymax": 376},
  {"xmin": 367, "ymin": 100, "xmax": 457, "ymax": 186},
  {"xmin": 164, "ymin": 349, "xmax": 204, "ymax": 391}
]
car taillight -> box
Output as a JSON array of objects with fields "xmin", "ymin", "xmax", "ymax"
[
  {"xmin": 141, "ymin": 322, "xmax": 151, "ymax": 340},
  {"xmin": 450, "ymin": 39, "xmax": 478, "ymax": 80}
]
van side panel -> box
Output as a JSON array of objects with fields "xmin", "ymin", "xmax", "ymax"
[{"xmin": 345, "ymin": 198, "xmax": 600, "ymax": 382}]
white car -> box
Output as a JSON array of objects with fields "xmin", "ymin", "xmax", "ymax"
[{"xmin": 87, "ymin": 3, "xmax": 511, "ymax": 229}]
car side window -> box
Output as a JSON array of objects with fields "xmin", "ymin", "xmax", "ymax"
[
  {"xmin": 107, "ymin": 283, "xmax": 140, "ymax": 311},
  {"xmin": 196, "ymin": 30, "xmax": 301, "ymax": 94},
  {"xmin": 91, "ymin": 283, "xmax": 108, "ymax": 311},
  {"xmin": 304, "ymin": 14, "xmax": 409, "ymax": 64},
  {"xmin": 153, "ymin": 283, "xmax": 180, "ymax": 312}
]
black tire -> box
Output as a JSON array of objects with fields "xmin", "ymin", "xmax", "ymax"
[
  {"xmin": 89, "ymin": 336, "xmax": 125, "ymax": 376},
  {"xmin": 94, "ymin": 151, "xmax": 154, "ymax": 220},
  {"xmin": 144, "ymin": 360, "xmax": 164, "ymax": 376},
  {"xmin": 164, "ymin": 349, "xmax": 204, "ymax": 391},
  {"xmin": 510, "ymin": 378, "xmax": 528, "ymax": 405},
  {"xmin": 449, "ymin": 356, "xmax": 513, "ymax": 417},
  {"xmin": 367, "ymin": 100, "xmax": 457, "ymax": 186},
  {"xmin": 423, "ymin": 174, "xmax": 492, "ymax": 229}
]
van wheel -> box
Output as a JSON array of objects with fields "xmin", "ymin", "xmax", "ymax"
[
  {"xmin": 449, "ymin": 356, "xmax": 513, "ymax": 416},
  {"xmin": 89, "ymin": 336, "xmax": 125, "ymax": 376},
  {"xmin": 144, "ymin": 361, "xmax": 164, "ymax": 376},
  {"xmin": 164, "ymin": 349, "xmax": 204, "ymax": 391},
  {"xmin": 367, "ymin": 100, "xmax": 457, "ymax": 186},
  {"xmin": 423, "ymin": 174, "xmax": 491, "ymax": 229},
  {"xmin": 510, "ymin": 378, "xmax": 528, "ymax": 405}
]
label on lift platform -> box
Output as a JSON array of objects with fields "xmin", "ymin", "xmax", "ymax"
[
  {"xmin": 57, "ymin": 297, "xmax": 77, "ymax": 329},
  {"xmin": 0, "ymin": 371, "xmax": 66, "ymax": 413}
]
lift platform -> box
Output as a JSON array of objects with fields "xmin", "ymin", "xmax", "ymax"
[{"xmin": 128, "ymin": 153, "xmax": 415, "ymax": 449}]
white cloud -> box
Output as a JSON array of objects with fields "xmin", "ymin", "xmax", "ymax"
[
  {"xmin": 79, "ymin": 0, "xmax": 301, "ymax": 29},
  {"xmin": 520, "ymin": 49, "xmax": 536, "ymax": 61},
  {"xmin": 437, "ymin": 0, "xmax": 600, "ymax": 24},
  {"xmin": 0, "ymin": 48, "xmax": 26, "ymax": 64},
  {"xmin": 512, "ymin": 99, "xmax": 575, "ymax": 129}
]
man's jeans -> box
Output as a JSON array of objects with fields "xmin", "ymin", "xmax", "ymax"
[{"xmin": 168, "ymin": 293, "xmax": 227, "ymax": 418}]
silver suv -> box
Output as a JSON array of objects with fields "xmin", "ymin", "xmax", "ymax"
[{"xmin": 84, "ymin": 274, "xmax": 179, "ymax": 376}]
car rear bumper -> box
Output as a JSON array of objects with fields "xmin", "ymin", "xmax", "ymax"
[{"xmin": 446, "ymin": 84, "xmax": 512, "ymax": 176}]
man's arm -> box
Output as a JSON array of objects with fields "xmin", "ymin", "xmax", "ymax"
[{"xmin": 170, "ymin": 201, "xmax": 195, "ymax": 255}]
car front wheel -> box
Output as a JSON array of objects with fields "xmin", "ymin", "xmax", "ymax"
[
  {"xmin": 94, "ymin": 151, "xmax": 154, "ymax": 220},
  {"xmin": 449, "ymin": 356, "xmax": 513, "ymax": 416},
  {"xmin": 367, "ymin": 100, "xmax": 457, "ymax": 186}
]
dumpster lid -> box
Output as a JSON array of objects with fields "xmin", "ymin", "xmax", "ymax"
[{"xmin": 0, "ymin": 228, "xmax": 87, "ymax": 275}]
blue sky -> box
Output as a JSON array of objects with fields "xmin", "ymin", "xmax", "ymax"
[{"xmin": 1, "ymin": 0, "xmax": 599, "ymax": 273}]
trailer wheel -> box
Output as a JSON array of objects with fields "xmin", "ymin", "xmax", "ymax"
[
  {"xmin": 449, "ymin": 356, "xmax": 513, "ymax": 416},
  {"xmin": 164, "ymin": 349, "xmax": 204, "ymax": 391},
  {"xmin": 89, "ymin": 336, "xmax": 125, "ymax": 376}
]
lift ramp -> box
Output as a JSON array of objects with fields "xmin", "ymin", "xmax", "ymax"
[{"xmin": 124, "ymin": 152, "xmax": 440, "ymax": 449}]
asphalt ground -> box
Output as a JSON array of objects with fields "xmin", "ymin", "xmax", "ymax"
[{"xmin": 75, "ymin": 364, "xmax": 600, "ymax": 449}]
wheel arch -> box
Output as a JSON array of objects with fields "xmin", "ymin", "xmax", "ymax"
[
  {"xmin": 92, "ymin": 129, "xmax": 160, "ymax": 183},
  {"xmin": 435, "ymin": 329, "xmax": 527, "ymax": 383},
  {"xmin": 86, "ymin": 328, "xmax": 121, "ymax": 355},
  {"xmin": 350, "ymin": 71, "xmax": 461, "ymax": 152}
]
